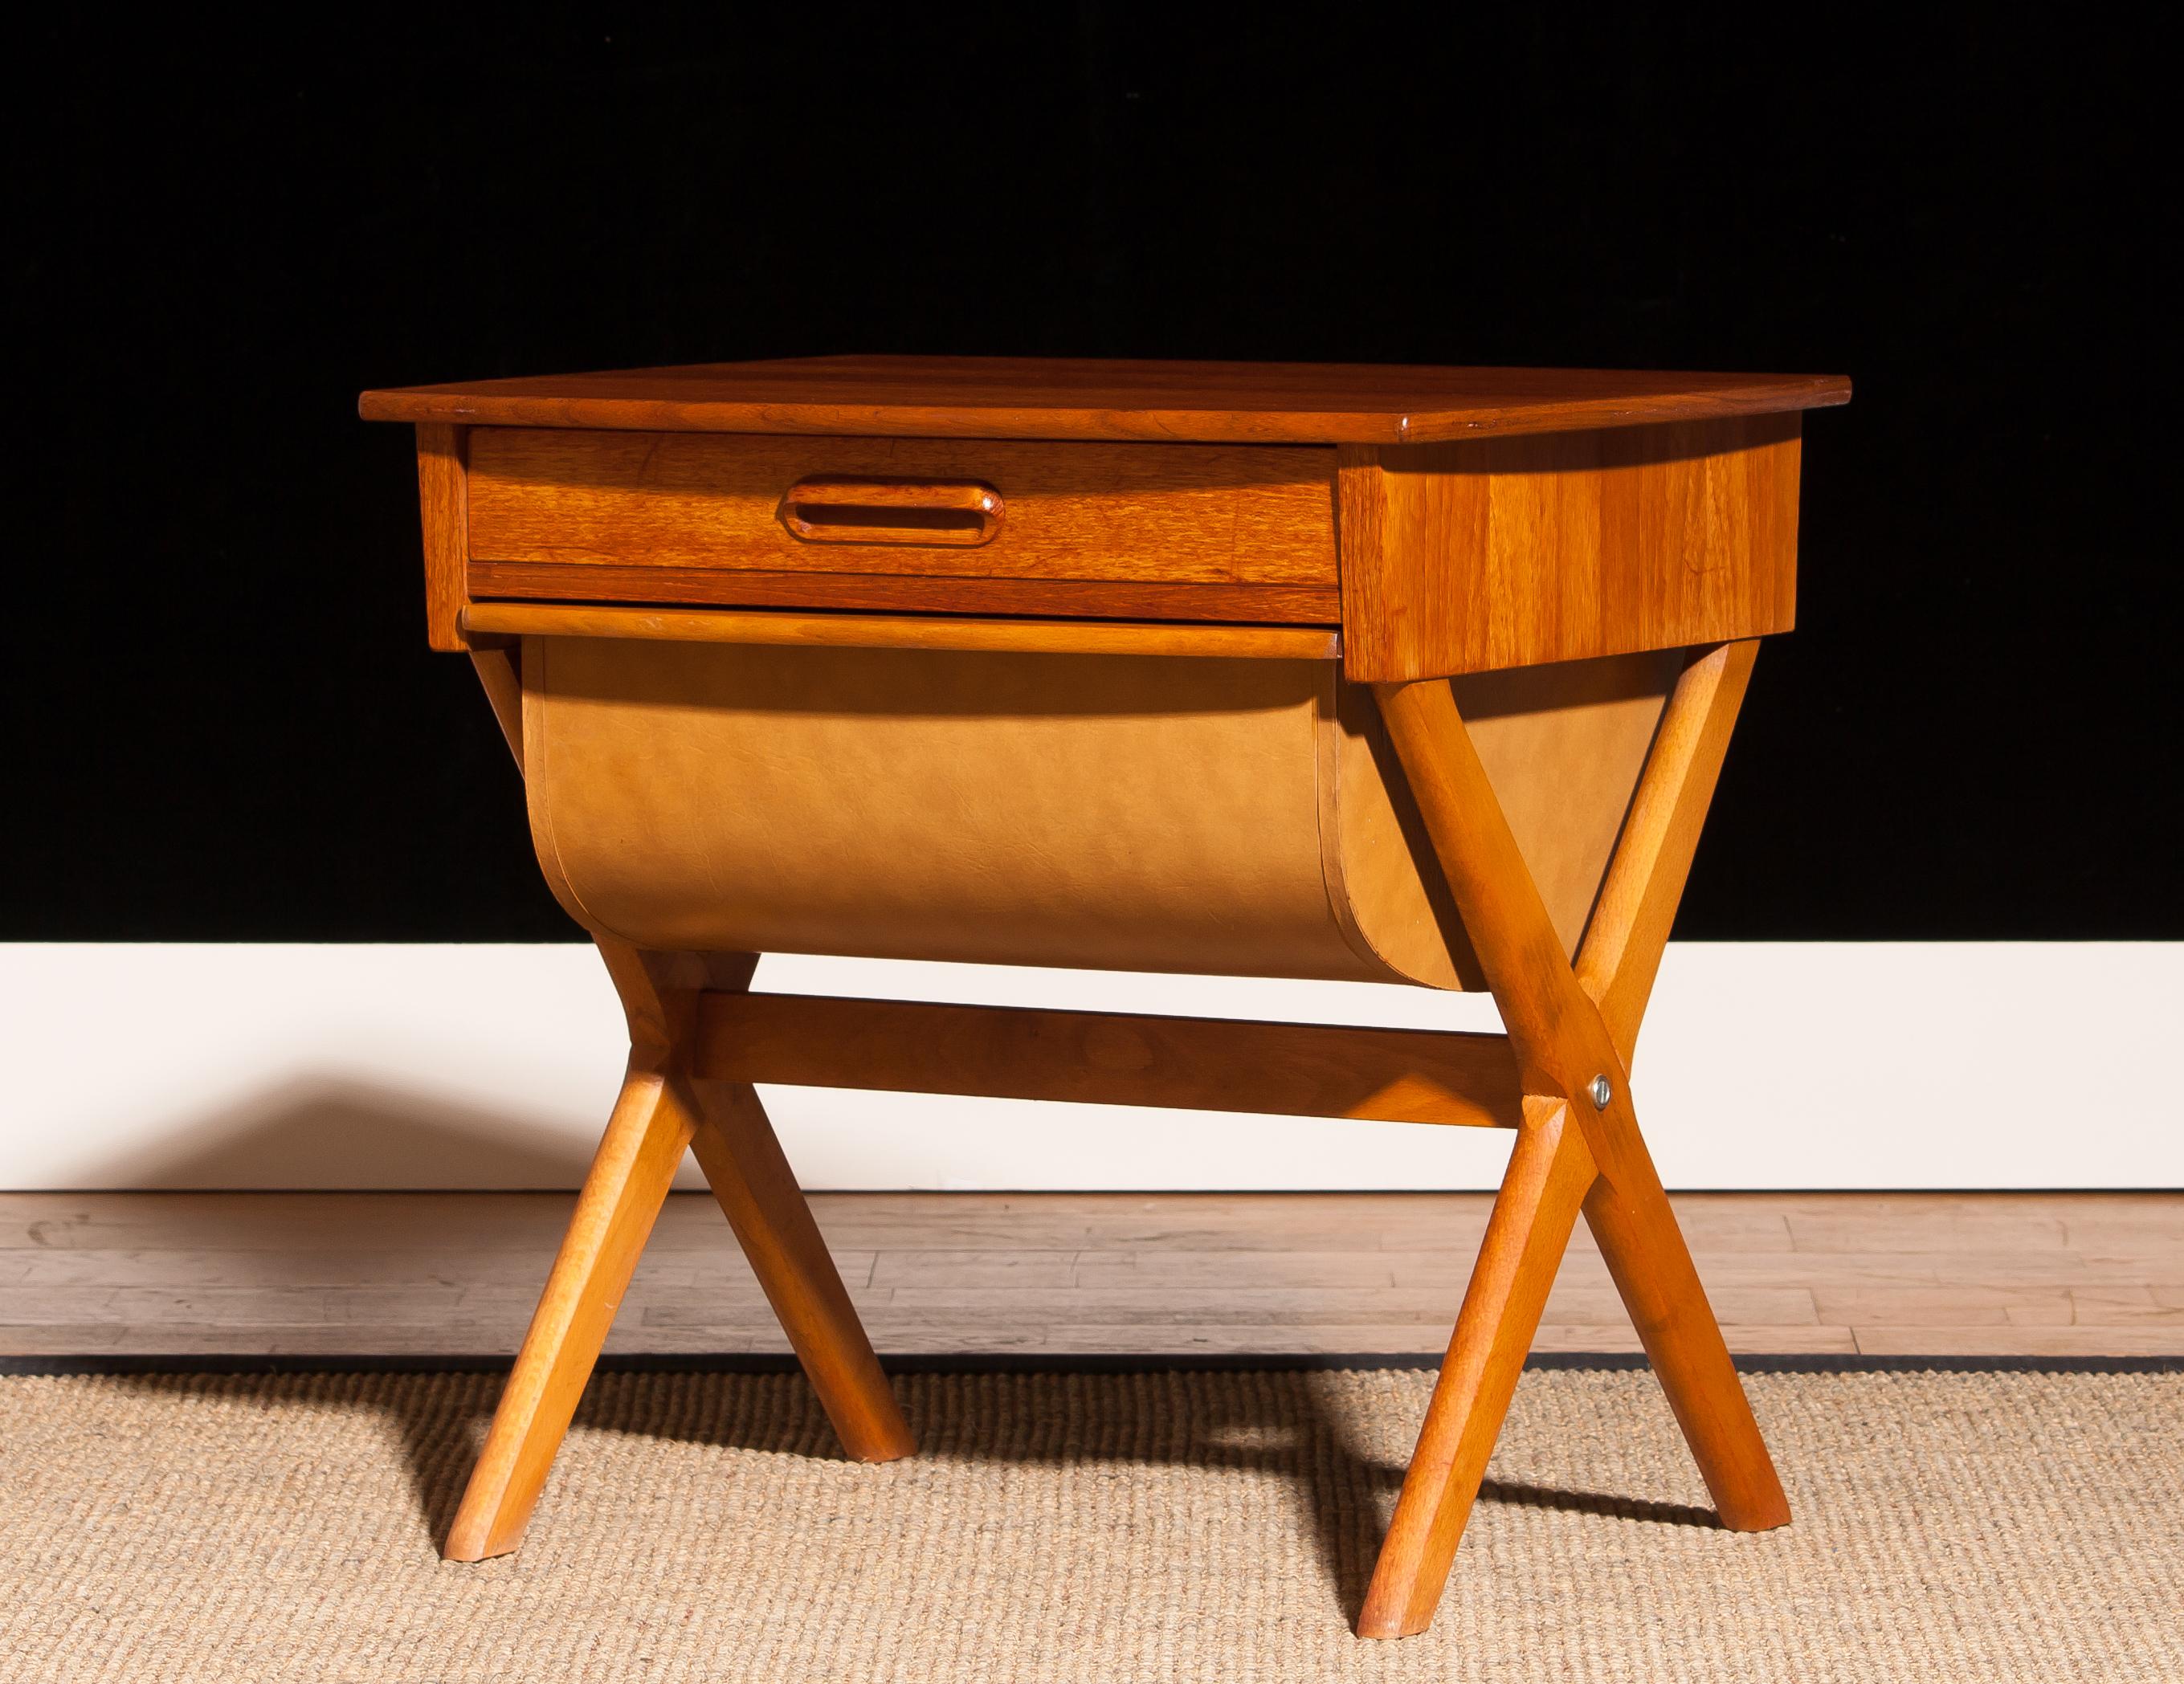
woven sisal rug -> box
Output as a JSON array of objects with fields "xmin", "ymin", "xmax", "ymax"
[{"xmin": 2, "ymin": 1364, "xmax": 2177, "ymax": 1682}]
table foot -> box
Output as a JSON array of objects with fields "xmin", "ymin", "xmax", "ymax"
[
  {"xmin": 689, "ymin": 1080, "xmax": 915, "ymax": 1463},
  {"xmin": 444, "ymin": 1054, "xmax": 695, "ymax": 1561},
  {"xmin": 1357, "ymin": 1099, "xmax": 1597, "ymax": 1639}
]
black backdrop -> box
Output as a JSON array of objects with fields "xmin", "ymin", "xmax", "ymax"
[{"xmin": 9, "ymin": 10, "xmax": 2172, "ymax": 941}]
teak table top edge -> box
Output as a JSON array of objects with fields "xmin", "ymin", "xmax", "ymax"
[{"xmin": 359, "ymin": 355, "xmax": 1851, "ymax": 444}]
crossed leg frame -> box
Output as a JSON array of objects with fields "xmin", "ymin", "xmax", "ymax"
[{"xmin": 449, "ymin": 638, "xmax": 1788, "ymax": 1638}]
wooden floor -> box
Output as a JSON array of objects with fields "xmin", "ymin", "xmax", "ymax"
[{"xmin": 2, "ymin": 1191, "xmax": 2179, "ymax": 1360}]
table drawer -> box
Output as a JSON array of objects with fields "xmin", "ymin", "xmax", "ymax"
[{"xmin": 465, "ymin": 430, "xmax": 1338, "ymax": 593}]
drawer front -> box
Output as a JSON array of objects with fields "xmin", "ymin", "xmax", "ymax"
[{"xmin": 465, "ymin": 430, "xmax": 1338, "ymax": 589}]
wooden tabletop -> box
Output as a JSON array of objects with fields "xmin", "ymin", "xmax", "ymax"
[{"xmin": 360, "ymin": 356, "xmax": 1851, "ymax": 445}]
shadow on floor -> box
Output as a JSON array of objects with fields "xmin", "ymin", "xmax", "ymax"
[
  {"xmin": 27, "ymin": 1085, "xmax": 1720, "ymax": 1625},
  {"xmin": 67, "ymin": 1072, "xmax": 600, "ymax": 1190},
  {"xmin": 82, "ymin": 1362, "xmax": 1721, "ymax": 1629}
]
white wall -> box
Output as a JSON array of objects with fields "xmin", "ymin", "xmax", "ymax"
[{"xmin": 1, "ymin": 943, "xmax": 2174, "ymax": 1191}]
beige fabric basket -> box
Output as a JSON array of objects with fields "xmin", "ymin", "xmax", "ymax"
[{"xmin": 521, "ymin": 637, "xmax": 1680, "ymax": 989}]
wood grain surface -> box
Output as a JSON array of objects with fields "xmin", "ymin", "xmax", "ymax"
[
  {"xmin": 414, "ymin": 423, "xmax": 469, "ymax": 651},
  {"xmin": 465, "ymin": 429, "xmax": 1337, "ymax": 585},
  {"xmin": 443, "ymin": 944, "xmax": 911, "ymax": 1561},
  {"xmin": 5, "ymin": 1192, "xmax": 2175, "ymax": 1360},
  {"xmin": 361, "ymin": 356, "xmax": 1850, "ymax": 444},
  {"xmin": 1573, "ymin": 641, "xmax": 1759, "ymax": 1058},
  {"xmin": 692, "ymin": 993, "xmax": 1524, "ymax": 1130},
  {"xmin": 463, "ymin": 602, "xmax": 1340, "ymax": 661},
  {"xmin": 1357, "ymin": 1099, "xmax": 1598, "ymax": 1636},
  {"xmin": 687, "ymin": 1078, "xmax": 918, "ymax": 1465},
  {"xmin": 1368, "ymin": 675, "xmax": 1789, "ymax": 1629},
  {"xmin": 441, "ymin": 1047, "xmax": 699, "ymax": 1560},
  {"xmin": 467, "ymin": 560, "xmax": 1342, "ymax": 624},
  {"xmin": 1338, "ymin": 418, "xmax": 1801, "ymax": 679}
]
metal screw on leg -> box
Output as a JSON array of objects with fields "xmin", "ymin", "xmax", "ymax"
[{"xmin": 1589, "ymin": 1074, "xmax": 1613, "ymax": 1110}]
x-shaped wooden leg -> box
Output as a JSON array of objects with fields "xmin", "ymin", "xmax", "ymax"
[
  {"xmin": 444, "ymin": 937, "xmax": 916, "ymax": 1560},
  {"xmin": 453, "ymin": 638, "xmax": 1782, "ymax": 1598},
  {"xmin": 444, "ymin": 650, "xmax": 914, "ymax": 1561},
  {"xmin": 1357, "ymin": 641, "xmax": 1789, "ymax": 1638}
]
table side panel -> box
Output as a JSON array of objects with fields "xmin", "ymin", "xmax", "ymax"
[
  {"xmin": 414, "ymin": 423, "xmax": 471, "ymax": 650},
  {"xmin": 1337, "ymin": 416, "xmax": 1801, "ymax": 680}
]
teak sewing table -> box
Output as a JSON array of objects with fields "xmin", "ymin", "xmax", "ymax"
[{"xmin": 361, "ymin": 357, "xmax": 1849, "ymax": 1639}]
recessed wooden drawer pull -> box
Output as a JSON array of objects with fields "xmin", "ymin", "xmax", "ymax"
[{"xmin": 779, "ymin": 476, "xmax": 1004, "ymax": 547}]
